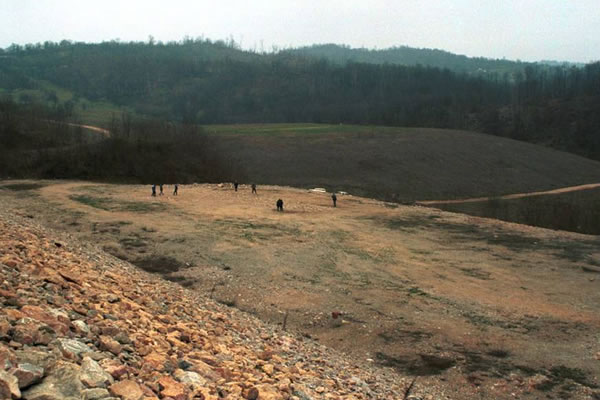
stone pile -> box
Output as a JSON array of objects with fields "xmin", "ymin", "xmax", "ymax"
[{"xmin": 0, "ymin": 210, "xmax": 412, "ymax": 399}]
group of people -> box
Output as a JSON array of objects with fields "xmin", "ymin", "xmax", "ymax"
[
  {"xmin": 151, "ymin": 184, "xmax": 178, "ymax": 197},
  {"xmin": 233, "ymin": 181, "xmax": 257, "ymax": 194},
  {"xmin": 273, "ymin": 188, "xmax": 337, "ymax": 211},
  {"xmin": 278, "ymin": 194, "xmax": 337, "ymax": 210},
  {"xmin": 150, "ymin": 182, "xmax": 338, "ymax": 210},
  {"xmin": 235, "ymin": 181, "xmax": 337, "ymax": 210}
]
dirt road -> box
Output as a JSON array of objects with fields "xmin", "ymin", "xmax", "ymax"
[
  {"xmin": 1, "ymin": 180, "xmax": 599, "ymax": 399},
  {"xmin": 66, "ymin": 122, "xmax": 111, "ymax": 137},
  {"xmin": 417, "ymin": 182, "xmax": 600, "ymax": 206},
  {"xmin": 43, "ymin": 120, "xmax": 111, "ymax": 138}
]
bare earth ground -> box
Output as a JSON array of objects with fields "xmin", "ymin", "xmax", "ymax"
[{"xmin": 1, "ymin": 180, "xmax": 600, "ymax": 399}]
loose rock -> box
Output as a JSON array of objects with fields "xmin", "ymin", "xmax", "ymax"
[
  {"xmin": 0, "ymin": 370, "xmax": 21, "ymax": 399},
  {"xmin": 79, "ymin": 356, "xmax": 114, "ymax": 388},
  {"xmin": 108, "ymin": 379, "xmax": 145, "ymax": 400},
  {"xmin": 11, "ymin": 362, "xmax": 44, "ymax": 388},
  {"xmin": 21, "ymin": 361, "xmax": 83, "ymax": 400}
]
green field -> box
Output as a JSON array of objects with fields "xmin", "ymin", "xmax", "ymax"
[
  {"xmin": 75, "ymin": 100, "xmax": 137, "ymax": 127},
  {"xmin": 3, "ymin": 79, "xmax": 136, "ymax": 127},
  {"xmin": 203, "ymin": 123, "xmax": 399, "ymax": 136}
]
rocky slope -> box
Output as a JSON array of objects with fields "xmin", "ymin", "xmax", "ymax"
[{"xmin": 0, "ymin": 205, "xmax": 426, "ymax": 399}]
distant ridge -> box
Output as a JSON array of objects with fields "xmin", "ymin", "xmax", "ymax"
[
  {"xmin": 283, "ymin": 44, "xmax": 588, "ymax": 75},
  {"xmin": 283, "ymin": 43, "xmax": 530, "ymax": 74}
]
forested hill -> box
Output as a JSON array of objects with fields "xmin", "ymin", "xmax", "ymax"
[
  {"xmin": 1, "ymin": 39, "xmax": 599, "ymax": 160},
  {"xmin": 283, "ymin": 44, "xmax": 529, "ymax": 74}
]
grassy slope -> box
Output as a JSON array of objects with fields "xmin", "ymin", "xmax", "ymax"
[
  {"xmin": 208, "ymin": 124, "xmax": 600, "ymax": 201},
  {"xmin": 3, "ymin": 80, "xmax": 136, "ymax": 127}
]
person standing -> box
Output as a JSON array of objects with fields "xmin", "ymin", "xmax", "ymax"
[
  {"xmin": 173, "ymin": 184, "xmax": 179, "ymax": 196},
  {"xmin": 151, "ymin": 184, "xmax": 156, "ymax": 197},
  {"xmin": 276, "ymin": 199, "xmax": 284, "ymax": 212},
  {"xmin": 159, "ymin": 184, "xmax": 164, "ymax": 196},
  {"xmin": 251, "ymin": 183, "xmax": 257, "ymax": 194},
  {"xmin": 234, "ymin": 181, "xmax": 239, "ymax": 192},
  {"xmin": 332, "ymin": 193, "xmax": 337, "ymax": 207}
]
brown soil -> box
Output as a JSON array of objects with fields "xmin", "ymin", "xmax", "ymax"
[{"xmin": 2, "ymin": 180, "xmax": 599, "ymax": 399}]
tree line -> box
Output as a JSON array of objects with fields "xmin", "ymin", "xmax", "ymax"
[{"xmin": 1, "ymin": 38, "xmax": 599, "ymax": 160}]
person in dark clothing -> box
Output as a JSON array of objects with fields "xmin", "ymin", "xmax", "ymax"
[
  {"xmin": 234, "ymin": 181, "xmax": 239, "ymax": 192},
  {"xmin": 151, "ymin": 184, "xmax": 156, "ymax": 197},
  {"xmin": 159, "ymin": 184, "xmax": 164, "ymax": 196},
  {"xmin": 173, "ymin": 184, "xmax": 178, "ymax": 196},
  {"xmin": 276, "ymin": 199, "xmax": 284, "ymax": 212},
  {"xmin": 251, "ymin": 184, "xmax": 257, "ymax": 194},
  {"xmin": 332, "ymin": 193, "xmax": 337, "ymax": 207}
]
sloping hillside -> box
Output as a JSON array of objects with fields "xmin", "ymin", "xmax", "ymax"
[
  {"xmin": 210, "ymin": 125, "xmax": 600, "ymax": 202},
  {"xmin": 284, "ymin": 44, "xmax": 528, "ymax": 74},
  {"xmin": 2, "ymin": 180, "xmax": 599, "ymax": 399},
  {"xmin": 0, "ymin": 198, "xmax": 411, "ymax": 399}
]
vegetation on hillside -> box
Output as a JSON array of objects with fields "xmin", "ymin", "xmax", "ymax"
[
  {"xmin": 0, "ymin": 98, "xmax": 234, "ymax": 182},
  {"xmin": 1, "ymin": 38, "xmax": 599, "ymax": 160},
  {"xmin": 283, "ymin": 43, "xmax": 533, "ymax": 74},
  {"xmin": 436, "ymin": 188, "xmax": 600, "ymax": 235},
  {"xmin": 210, "ymin": 126, "xmax": 600, "ymax": 203}
]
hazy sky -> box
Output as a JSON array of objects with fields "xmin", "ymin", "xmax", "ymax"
[{"xmin": 1, "ymin": 0, "xmax": 599, "ymax": 63}]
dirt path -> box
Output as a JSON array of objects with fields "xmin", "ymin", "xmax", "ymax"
[
  {"xmin": 65, "ymin": 122, "xmax": 111, "ymax": 138},
  {"xmin": 417, "ymin": 182, "xmax": 600, "ymax": 206},
  {"xmin": 43, "ymin": 119, "xmax": 111, "ymax": 138},
  {"xmin": 2, "ymin": 180, "xmax": 600, "ymax": 399}
]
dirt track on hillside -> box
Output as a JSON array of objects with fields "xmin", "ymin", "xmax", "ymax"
[
  {"xmin": 66, "ymin": 122, "xmax": 111, "ymax": 137},
  {"xmin": 418, "ymin": 182, "xmax": 600, "ymax": 206},
  {"xmin": 2, "ymin": 180, "xmax": 599, "ymax": 399},
  {"xmin": 44, "ymin": 120, "xmax": 111, "ymax": 138}
]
